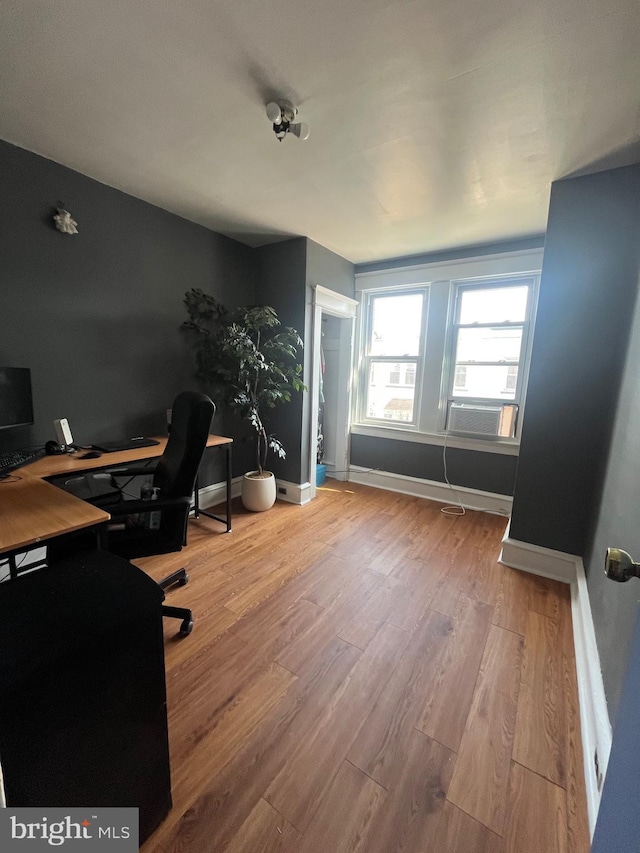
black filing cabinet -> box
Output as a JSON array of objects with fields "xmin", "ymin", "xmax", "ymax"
[{"xmin": 0, "ymin": 550, "xmax": 172, "ymax": 844}]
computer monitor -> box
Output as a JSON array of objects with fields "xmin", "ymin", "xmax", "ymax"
[{"xmin": 0, "ymin": 367, "xmax": 34, "ymax": 429}]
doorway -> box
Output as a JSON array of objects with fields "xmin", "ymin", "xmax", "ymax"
[{"xmin": 308, "ymin": 285, "xmax": 358, "ymax": 501}]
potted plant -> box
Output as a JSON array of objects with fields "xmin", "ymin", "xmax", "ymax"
[{"xmin": 183, "ymin": 288, "xmax": 305, "ymax": 511}]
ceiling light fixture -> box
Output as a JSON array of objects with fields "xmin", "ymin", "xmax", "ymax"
[{"xmin": 266, "ymin": 101, "xmax": 310, "ymax": 142}]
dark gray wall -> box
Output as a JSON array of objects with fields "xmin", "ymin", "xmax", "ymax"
[
  {"xmin": 254, "ymin": 238, "xmax": 308, "ymax": 483},
  {"xmin": 306, "ymin": 238, "xmax": 355, "ymax": 299},
  {"xmin": 583, "ymin": 265, "xmax": 640, "ymax": 721},
  {"xmin": 510, "ymin": 165, "xmax": 640, "ymax": 555},
  {"xmin": 305, "ymin": 238, "xmax": 356, "ymax": 482},
  {"xmin": 252, "ymin": 238, "xmax": 355, "ymax": 486},
  {"xmin": 351, "ymin": 434, "xmax": 518, "ymax": 495},
  {"xmin": 0, "ymin": 140, "xmax": 257, "ymax": 484}
]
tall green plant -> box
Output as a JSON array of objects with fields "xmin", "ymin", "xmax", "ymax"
[{"xmin": 183, "ymin": 289, "xmax": 305, "ymax": 475}]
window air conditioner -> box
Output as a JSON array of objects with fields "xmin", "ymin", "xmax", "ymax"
[{"xmin": 448, "ymin": 403, "xmax": 502, "ymax": 436}]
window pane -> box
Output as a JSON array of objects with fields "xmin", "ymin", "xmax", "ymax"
[
  {"xmin": 455, "ymin": 326, "xmax": 523, "ymax": 363},
  {"xmin": 459, "ymin": 286, "xmax": 528, "ymax": 324},
  {"xmin": 369, "ymin": 293, "xmax": 423, "ymax": 356},
  {"xmin": 451, "ymin": 364, "xmax": 519, "ymax": 400},
  {"xmin": 365, "ymin": 361, "xmax": 416, "ymax": 422}
]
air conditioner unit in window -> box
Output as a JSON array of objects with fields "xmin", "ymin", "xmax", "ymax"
[{"xmin": 448, "ymin": 403, "xmax": 503, "ymax": 437}]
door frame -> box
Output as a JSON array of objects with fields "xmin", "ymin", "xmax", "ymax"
[{"xmin": 308, "ymin": 285, "xmax": 358, "ymax": 501}]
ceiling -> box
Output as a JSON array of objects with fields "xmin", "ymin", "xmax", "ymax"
[{"xmin": 1, "ymin": 0, "xmax": 639, "ymax": 264}]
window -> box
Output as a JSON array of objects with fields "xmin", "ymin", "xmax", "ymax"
[
  {"xmin": 448, "ymin": 282, "xmax": 530, "ymax": 403},
  {"xmin": 354, "ymin": 251, "xmax": 540, "ymax": 443},
  {"xmin": 359, "ymin": 290, "xmax": 425, "ymax": 425}
]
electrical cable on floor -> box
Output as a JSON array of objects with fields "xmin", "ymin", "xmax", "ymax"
[{"xmin": 440, "ymin": 428, "xmax": 466, "ymax": 516}]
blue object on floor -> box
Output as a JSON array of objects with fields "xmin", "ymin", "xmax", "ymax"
[{"xmin": 316, "ymin": 463, "xmax": 326, "ymax": 486}]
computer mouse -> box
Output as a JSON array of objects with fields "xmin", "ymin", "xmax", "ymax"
[{"xmin": 80, "ymin": 450, "xmax": 102, "ymax": 459}]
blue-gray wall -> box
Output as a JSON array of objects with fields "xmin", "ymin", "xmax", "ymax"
[
  {"xmin": 0, "ymin": 140, "xmax": 257, "ymax": 484},
  {"xmin": 351, "ymin": 434, "xmax": 518, "ymax": 495},
  {"xmin": 510, "ymin": 165, "xmax": 640, "ymax": 556},
  {"xmin": 509, "ymin": 163, "xmax": 640, "ymax": 720},
  {"xmin": 355, "ymin": 235, "xmax": 545, "ymax": 275}
]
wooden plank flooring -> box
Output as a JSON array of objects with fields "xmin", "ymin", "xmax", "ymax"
[{"xmin": 139, "ymin": 481, "xmax": 590, "ymax": 853}]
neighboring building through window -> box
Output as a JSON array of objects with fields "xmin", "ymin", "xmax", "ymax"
[{"xmin": 454, "ymin": 365, "xmax": 467, "ymax": 390}]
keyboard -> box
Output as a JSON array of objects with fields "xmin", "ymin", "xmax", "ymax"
[{"xmin": 0, "ymin": 447, "xmax": 46, "ymax": 477}]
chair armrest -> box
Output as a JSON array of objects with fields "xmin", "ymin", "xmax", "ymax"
[
  {"xmin": 101, "ymin": 464, "xmax": 157, "ymax": 478},
  {"xmin": 108, "ymin": 496, "xmax": 191, "ymax": 518}
]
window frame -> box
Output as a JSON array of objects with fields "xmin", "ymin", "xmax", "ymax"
[
  {"xmin": 442, "ymin": 276, "xmax": 537, "ymax": 432},
  {"xmin": 353, "ymin": 249, "xmax": 542, "ymax": 451},
  {"xmin": 357, "ymin": 286, "xmax": 429, "ymax": 429}
]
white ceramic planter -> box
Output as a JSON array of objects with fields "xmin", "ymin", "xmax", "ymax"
[{"xmin": 241, "ymin": 471, "xmax": 277, "ymax": 512}]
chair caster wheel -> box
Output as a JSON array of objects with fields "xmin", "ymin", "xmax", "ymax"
[
  {"xmin": 178, "ymin": 572, "xmax": 189, "ymax": 586},
  {"xmin": 179, "ymin": 619, "xmax": 194, "ymax": 636}
]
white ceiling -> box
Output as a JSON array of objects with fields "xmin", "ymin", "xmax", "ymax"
[{"xmin": 1, "ymin": 0, "xmax": 639, "ymax": 263}]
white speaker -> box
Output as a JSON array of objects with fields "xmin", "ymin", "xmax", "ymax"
[{"xmin": 54, "ymin": 418, "xmax": 74, "ymax": 449}]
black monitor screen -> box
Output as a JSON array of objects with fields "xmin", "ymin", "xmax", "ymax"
[{"xmin": 0, "ymin": 368, "xmax": 34, "ymax": 429}]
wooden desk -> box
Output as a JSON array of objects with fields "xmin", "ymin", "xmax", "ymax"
[
  {"xmin": 0, "ymin": 434, "xmax": 233, "ymax": 561},
  {"xmin": 0, "ymin": 475, "xmax": 109, "ymax": 555}
]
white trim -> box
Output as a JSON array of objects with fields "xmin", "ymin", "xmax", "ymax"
[
  {"xmin": 351, "ymin": 423, "xmax": 520, "ymax": 456},
  {"xmin": 276, "ymin": 479, "xmax": 312, "ymax": 505},
  {"xmin": 498, "ymin": 524, "xmax": 612, "ymax": 838},
  {"xmin": 198, "ymin": 477, "xmax": 312, "ymax": 508},
  {"xmin": 309, "ymin": 285, "xmax": 357, "ymax": 503},
  {"xmin": 313, "ymin": 283, "xmax": 358, "ymax": 316},
  {"xmin": 572, "ymin": 561, "xmax": 612, "ymax": 836},
  {"xmin": 349, "ymin": 466, "xmax": 512, "ymax": 516},
  {"xmin": 498, "ymin": 521, "xmax": 579, "ymax": 583},
  {"xmin": 355, "ymin": 248, "xmax": 544, "ymax": 290},
  {"xmin": 198, "ymin": 477, "xmax": 242, "ymax": 509}
]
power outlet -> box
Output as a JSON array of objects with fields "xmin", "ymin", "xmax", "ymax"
[{"xmin": 278, "ymin": 487, "xmax": 287, "ymax": 495}]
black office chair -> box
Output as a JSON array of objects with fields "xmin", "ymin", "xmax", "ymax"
[{"xmin": 91, "ymin": 391, "xmax": 215, "ymax": 636}]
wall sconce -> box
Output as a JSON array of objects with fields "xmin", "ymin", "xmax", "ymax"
[
  {"xmin": 604, "ymin": 547, "xmax": 640, "ymax": 583},
  {"xmin": 53, "ymin": 207, "xmax": 78, "ymax": 235}
]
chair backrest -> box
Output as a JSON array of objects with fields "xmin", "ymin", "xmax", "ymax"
[{"xmin": 153, "ymin": 391, "xmax": 215, "ymax": 500}]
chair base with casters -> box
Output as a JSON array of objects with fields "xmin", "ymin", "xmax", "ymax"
[{"xmin": 159, "ymin": 568, "xmax": 193, "ymax": 636}]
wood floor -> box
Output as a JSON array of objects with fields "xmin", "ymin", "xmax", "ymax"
[{"xmin": 139, "ymin": 480, "xmax": 590, "ymax": 853}]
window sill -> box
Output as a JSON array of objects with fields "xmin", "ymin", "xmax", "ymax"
[{"xmin": 351, "ymin": 423, "xmax": 520, "ymax": 456}]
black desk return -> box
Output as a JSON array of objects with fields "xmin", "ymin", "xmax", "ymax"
[{"xmin": 0, "ymin": 551, "xmax": 172, "ymax": 844}]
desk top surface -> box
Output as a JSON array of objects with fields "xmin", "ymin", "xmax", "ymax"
[
  {"xmin": 0, "ymin": 476, "xmax": 110, "ymax": 555},
  {"xmin": 24, "ymin": 434, "xmax": 232, "ymax": 479},
  {"xmin": 0, "ymin": 434, "xmax": 232, "ymax": 556}
]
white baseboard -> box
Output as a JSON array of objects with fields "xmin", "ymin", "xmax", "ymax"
[
  {"xmin": 323, "ymin": 461, "xmax": 347, "ymax": 482},
  {"xmin": 276, "ymin": 479, "xmax": 312, "ymax": 505},
  {"xmin": 198, "ymin": 477, "xmax": 312, "ymax": 509},
  {"xmin": 571, "ymin": 560, "xmax": 612, "ymax": 836},
  {"xmin": 498, "ymin": 524, "xmax": 611, "ymax": 837},
  {"xmin": 348, "ymin": 466, "xmax": 513, "ymax": 516},
  {"xmin": 498, "ymin": 520, "xmax": 579, "ymax": 583},
  {"xmin": 198, "ymin": 477, "xmax": 242, "ymax": 509}
]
